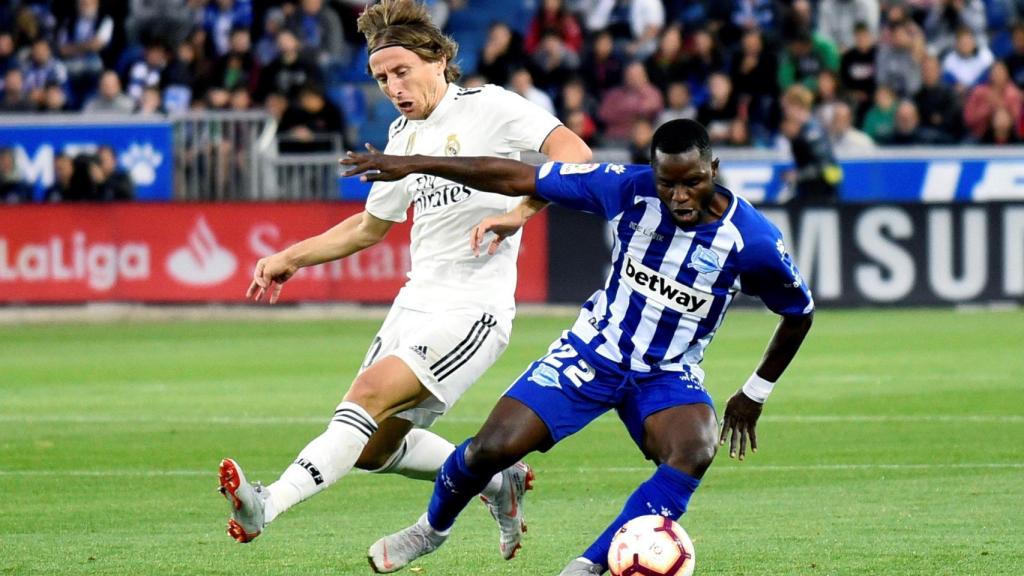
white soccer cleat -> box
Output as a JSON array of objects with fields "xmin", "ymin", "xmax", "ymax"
[
  {"xmin": 558, "ymin": 558, "xmax": 604, "ymax": 575},
  {"xmin": 367, "ymin": 513, "xmax": 448, "ymax": 573},
  {"xmin": 480, "ymin": 461, "xmax": 535, "ymax": 560},
  {"xmin": 218, "ymin": 458, "xmax": 268, "ymax": 543}
]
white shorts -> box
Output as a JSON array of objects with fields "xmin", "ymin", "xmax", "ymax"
[{"xmin": 359, "ymin": 305, "xmax": 512, "ymax": 428}]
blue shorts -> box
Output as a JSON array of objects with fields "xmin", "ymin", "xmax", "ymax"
[{"xmin": 504, "ymin": 332, "xmax": 715, "ymax": 452}]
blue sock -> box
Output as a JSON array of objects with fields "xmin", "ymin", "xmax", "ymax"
[
  {"xmin": 581, "ymin": 464, "xmax": 701, "ymax": 566},
  {"xmin": 426, "ymin": 439, "xmax": 492, "ymax": 532}
]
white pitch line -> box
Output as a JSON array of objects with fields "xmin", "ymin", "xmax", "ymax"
[
  {"xmin": 1, "ymin": 462, "xmax": 1022, "ymax": 478},
  {"xmin": 0, "ymin": 414, "xmax": 1021, "ymax": 425}
]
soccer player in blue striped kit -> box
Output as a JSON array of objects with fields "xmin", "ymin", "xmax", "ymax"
[{"xmin": 341, "ymin": 119, "xmax": 815, "ymax": 575}]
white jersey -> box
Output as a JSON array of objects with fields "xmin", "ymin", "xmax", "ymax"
[{"xmin": 365, "ymin": 83, "xmax": 563, "ymax": 317}]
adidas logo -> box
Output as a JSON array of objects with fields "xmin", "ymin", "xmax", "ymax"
[{"xmin": 410, "ymin": 345, "xmax": 428, "ymax": 360}]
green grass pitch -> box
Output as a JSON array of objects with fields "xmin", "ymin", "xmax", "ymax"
[{"xmin": 1, "ymin": 308, "xmax": 1022, "ymax": 575}]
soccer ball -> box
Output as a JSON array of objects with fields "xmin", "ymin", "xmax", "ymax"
[{"xmin": 607, "ymin": 515, "xmax": 696, "ymax": 576}]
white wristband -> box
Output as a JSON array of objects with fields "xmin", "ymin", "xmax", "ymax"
[{"xmin": 742, "ymin": 373, "xmax": 776, "ymax": 403}]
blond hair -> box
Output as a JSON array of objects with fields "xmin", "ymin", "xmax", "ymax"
[
  {"xmin": 358, "ymin": 0, "xmax": 461, "ymax": 82},
  {"xmin": 782, "ymin": 84, "xmax": 814, "ymax": 110}
]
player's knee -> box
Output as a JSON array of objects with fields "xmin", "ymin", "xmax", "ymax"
[
  {"xmin": 664, "ymin": 433, "xmax": 718, "ymax": 478},
  {"xmin": 464, "ymin": 434, "xmax": 515, "ymax": 475},
  {"xmin": 344, "ymin": 374, "xmax": 390, "ymax": 420}
]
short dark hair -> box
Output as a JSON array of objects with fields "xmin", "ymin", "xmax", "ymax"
[{"xmin": 650, "ymin": 119, "xmax": 712, "ymax": 164}]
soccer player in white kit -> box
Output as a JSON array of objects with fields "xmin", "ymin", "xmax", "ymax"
[{"xmin": 216, "ymin": 0, "xmax": 592, "ymax": 561}]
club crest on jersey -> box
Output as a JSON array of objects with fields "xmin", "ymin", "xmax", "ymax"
[
  {"xmin": 687, "ymin": 245, "xmax": 722, "ymax": 275},
  {"xmin": 445, "ymin": 134, "xmax": 460, "ymax": 156},
  {"xmin": 528, "ymin": 363, "xmax": 562, "ymax": 389}
]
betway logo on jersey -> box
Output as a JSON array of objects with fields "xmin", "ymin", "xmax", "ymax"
[{"xmin": 622, "ymin": 256, "xmax": 713, "ymax": 318}]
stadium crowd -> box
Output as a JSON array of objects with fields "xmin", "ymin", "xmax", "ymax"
[{"xmin": 2, "ymin": 0, "xmax": 1024, "ymax": 201}]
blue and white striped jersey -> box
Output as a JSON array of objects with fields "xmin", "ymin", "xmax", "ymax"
[{"xmin": 535, "ymin": 161, "xmax": 814, "ymax": 379}]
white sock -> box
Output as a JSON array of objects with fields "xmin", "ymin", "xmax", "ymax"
[{"xmin": 264, "ymin": 401, "xmax": 377, "ymax": 524}]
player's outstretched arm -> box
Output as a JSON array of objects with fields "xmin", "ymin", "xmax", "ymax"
[
  {"xmin": 340, "ymin": 144, "xmax": 538, "ymax": 198},
  {"xmin": 719, "ymin": 312, "xmax": 814, "ymax": 460},
  {"xmin": 246, "ymin": 211, "xmax": 392, "ymax": 303}
]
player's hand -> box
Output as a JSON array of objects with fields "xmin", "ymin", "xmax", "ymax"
[
  {"xmin": 470, "ymin": 210, "xmax": 527, "ymax": 256},
  {"xmin": 246, "ymin": 253, "xmax": 299, "ymax": 304},
  {"xmin": 339, "ymin": 143, "xmax": 414, "ymax": 182},
  {"xmin": 719, "ymin": 389, "xmax": 764, "ymax": 461}
]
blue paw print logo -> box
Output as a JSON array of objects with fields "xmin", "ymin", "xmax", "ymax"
[{"xmin": 121, "ymin": 143, "xmax": 163, "ymax": 186}]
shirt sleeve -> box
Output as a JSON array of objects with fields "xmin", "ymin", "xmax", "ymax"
[
  {"xmin": 363, "ymin": 131, "xmax": 413, "ymax": 223},
  {"xmin": 534, "ymin": 161, "xmax": 639, "ymax": 221},
  {"xmin": 483, "ymin": 86, "xmax": 563, "ymax": 154},
  {"xmin": 739, "ymin": 232, "xmax": 814, "ymax": 317}
]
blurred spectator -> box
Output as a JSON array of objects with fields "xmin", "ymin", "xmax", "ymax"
[
  {"xmin": 278, "ymin": 83, "xmax": 346, "ymax": 152},
  {"xmin": 136, "ymin": 85, "xmax": 166, "ymax": 115},
  {"xmin": 580, "ymin": 29, "xmax": 623, "ymax": 99},
  {"xmin": 557, "ymin": 76, "xmax": 599, "ymax": 123},
  {"xmin": 0, "ymin": 32, "xmax": 15, "ymax": 79},
  {"xmin": 96, "ymin": 145, "xmax": 135, "ymax": 201},
  {"xmin": 461, "ymin": 74, "xmax": 486, "ymax": 89},
  {"xmin": 0, "ymin": 147, "xmax": 31, "ymax": 203},
  {"xmin": 586, "ymin": 0, "xmax": 665, "ymax": 59},
  {"xmin": 476, "ymin": 22, "xmax": 526, "ymax": 87},
  {"xmin": 509, "ymin": 67, "xmax": 555, "ymax": 115},
  {"xmin": 887, "ymin": 99, "xmax": 951, "ymax": 144},
  {"xmin": 181, "ymin": 26, "xmax": 217, "ymax": 91},
  {"xmin": 204, "ymin": 0, "xmax": 253, "ymax": 57},
  {"xmin": 980, "ymin": 105, "xmax": 1020, "ymax": 143},
  {"xmin": 255, "ymin": 29, "xmax": 322, "ymax": 103},
  {"xmin": 862, "ymin": 85, "xmax": 898, "ymax": 141},
  {"xmin": 628, "ymin": 118, "xmax": 654, "ymax": 163},
  {"xmin": 724, "ymin": 118, "xmax": 752, "ymax": 147},
  {"xmin": 597, "ymin": 60, "xmax": 663, "ymax": 142},
  {"xmin": 255, "ymin": 7, "xmax": 286, "ymax": 66},
  {"xmin": 779, "ymin": 28, "xmax": 840, "ymax": 92},
  {"xmin": 829, "ymin": 100, "xmax": 875, "ymax": 153},
  {"xmin": 924, "ymin": 0, "xmax": 987, "ymax": 57},
  {"xmin": 644, "ymin": 24, "xmax": 687, "ymax": 92},
  {"xmin": 780, "ymin": 84, "xmax": 841, "ymax": 203},
  {"xmin": 941, "ymin": 26, "xmax": 995, "ymax": 95},
  {"xmin": 0, "ymin": 69, "xmax": 33, "ymax": 112},
  {"xmin": 126, "ymin": 40, "xmax": 171, "ymax": 103},
  {"xmin": 656, "ymin": 81, "xmax": 697, "ymax": 127},
  {"xmin": 963, "ymin": 60, "xmax": 1022, "ymax": 138},
  {"xmin": 813, "ymin": 70, "xmax": 843, "ymax": 128},
  {"xmin": 1005, "ymin": 23, "xmax": 1024, "ymax": 87},
  {"xmin": 530, "ymin": 32, "xmax": 581, "ymax": 94},
  {"xmin": 697, "ymin": 72, "xmax": 740, "ymax": 145},
  {"xmin": 724, "ymin": 0, "xmax": 778, "ymax": 48},
  {"xmin": 41, "ymin": 81, "xmax": 69, "ymax": 112},
  {"xmin": 44, "ymin": 152, "xmax": 74, "ymax": 202},
  {"xmin": 685, "ymin": 28, "xmax": 725, "ymax": 95},
  {"xmin": 840, "ymin": 22, "xmax": 877, "ymax": 120},
  {"xmin": 916, "ymin": 54, "xmax": 963, "ymax": 139},
  {"xmin": 730, "ymin": 28, "xmax": 778, "ymax": 143},
  {"xmin": 209, "ymin": 26, "xmax": 259, "ymax": 93},
  {"xmin": 285, "ymin": 0, "xmax": 345, "ymax": 66},
  {"xmin": 229, "ymin": 85, "xmax": 252, "ymax": 110},
  {"xmin": 816, "ymin": 0, "xmax": 879, "ymax": 52},
  {"xmin": 23, "ymin": 38, "xmax": 68, "ymax": 99},
  {"xmin": 127, "ymin": 0, "xmax": 194, "ymax": 47},
  {"xmin": 57, "ymin": 0, "xmax": 114, "ymax": 101},
  {"xmin": 525, "ymin": 0, "xmax": 583, "ymax": 55},
  {"xmin": 875, "ymin": 21, "xmax": 924, "ymax": 99},
  {"xmin": 69, "ymin": 153, "xmax": 102, "ymax": 201},
  {"xmin": 564, "ymin": 108, "xmax": 598, "ymax": 145}
]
